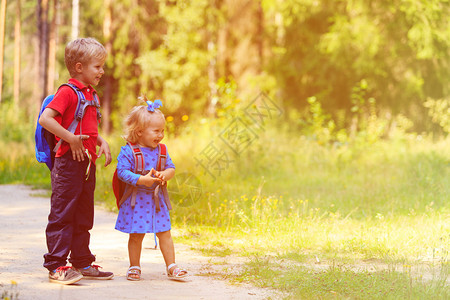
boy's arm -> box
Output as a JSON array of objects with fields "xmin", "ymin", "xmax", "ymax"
[
  {"xmin": 97, "ymin": 135, "xmax": 112, "ymax": 167},
  {"xmin": 39, "ymin": 107, "xmax": 89, "ymax": 162}
]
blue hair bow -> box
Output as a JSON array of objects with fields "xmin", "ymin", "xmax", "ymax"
[{"xmin": 146, "ymin": 99, "xmax": 163, "ymax": 112}]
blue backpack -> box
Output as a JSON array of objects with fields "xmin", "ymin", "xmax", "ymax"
[{"xmin": 35, "ymin": 83, "xmax": 101, "ymax": 170}]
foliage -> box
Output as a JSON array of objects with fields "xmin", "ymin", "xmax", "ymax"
[
  {"xmin": 0, "ymin": 102, "xmax": 35, "ymax": 143},
  {"xmin": 1, "ymin": 1, "xmax": 450, "ymax": 297},
  {"xmin": 1, "ymin": 98, "xmax": 449, "ymax": 298},
  {"xmin": 137, "ymin": 0, "xmax": 214, "ymax": 113},
  {"xmin": 1, "ymin": 281, "xmax": 19, "ymax": 300},
  {"xmin": 424, "ymin": 97, "xmax": 450, "ymax": 134},
  {"xmin": 263, "ymin": 0, "xmax": 450, "ymax": 129},
  {"xmin": 2, "ymin": 0, "xmax": 449, "ymax": 134}
]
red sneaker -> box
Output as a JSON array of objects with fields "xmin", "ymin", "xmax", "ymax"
[{"xmin": 49, "ymin": 266, "xmax": 83, "ymax": 285}]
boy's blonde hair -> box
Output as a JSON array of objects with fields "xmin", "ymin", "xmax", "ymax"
[
  {"xmin": 65, "ymin": 37, "xmax": 107, "ymax": 76},
  {"xmin": 124, "ymin": 106, "xmax": 165, "ymax": 144}
]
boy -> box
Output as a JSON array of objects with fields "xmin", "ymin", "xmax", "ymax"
[{"xmin": 39, "ymin": 37, "xmax": 113, "ymax": 285}]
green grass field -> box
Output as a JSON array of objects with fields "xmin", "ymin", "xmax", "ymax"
[{"xmin": 1, "ymin": 108, "xmax": 449, "ymax": 299}]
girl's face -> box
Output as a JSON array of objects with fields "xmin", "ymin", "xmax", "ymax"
[{"xmin": 137, "ymin": 113, "xmax": 165, "ymax": 148}]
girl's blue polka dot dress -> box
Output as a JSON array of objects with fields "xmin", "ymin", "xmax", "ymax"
[{"xmin": 115, "ymin": 144, "xmax": 175, "ymax": 234}]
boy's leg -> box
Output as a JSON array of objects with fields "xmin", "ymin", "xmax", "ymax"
[
  {"xmin": 43, "ymin": 153, "xmax": 86, "ymax": 272},
  {"xmin": 68, "ymin": 163, "xmax": 113, "ymax": 280},
  {"xmin": 69, "ymin": 163, "xmax": 96, "ymax": 268}
]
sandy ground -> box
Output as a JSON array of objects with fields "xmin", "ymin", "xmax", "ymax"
[{"xmin": 0, "ymin": 184, "xmax": 276, "ymax": 300}]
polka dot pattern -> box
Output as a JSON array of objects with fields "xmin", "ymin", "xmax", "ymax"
[{"xmin": 115, "ymin": 145, "xmax": 174, "ymax": 234}]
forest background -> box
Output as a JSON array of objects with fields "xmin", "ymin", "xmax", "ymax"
[{"xmin": 0, "ymin": 0, "xmax": 449, "ymax": 299}]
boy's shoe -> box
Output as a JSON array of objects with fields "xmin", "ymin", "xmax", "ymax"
[
  {"xmin": 75, "ymin": 264, "xmax": 114, "ymax": 280},
  {"xmin": 49, "ymin": 266, "xmax": 83, "ymax": 285}
]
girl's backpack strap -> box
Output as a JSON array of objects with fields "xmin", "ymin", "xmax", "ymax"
[
  {"xmin": 128, "ymin": 143, "xmax": 145, "ymax": 174},
  {"xmin": 156, "ymin": 143, "xmax": 167, "ymax": 171},
  {"xmin": 155, "ymin": 143, "xmax": 172, "ymax": 211},
  {"xmin": 120, "ymin": 143, "xmax": 145, "ymax": 209}
]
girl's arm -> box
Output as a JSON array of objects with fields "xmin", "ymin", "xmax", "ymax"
[
  {"xmin": 117, "ymin": 147, "xmax": 161, "ymax": 187},
  {"xmin": 155, "ymin": 168, "xmax": 175, "ymax": 185},
  {"xmin": 136, "ymin": 168, "xmax": 163, "ymax": 187},
  {"xmin": 39, "ymin": 107, "xmax": 88, "ymax": 162}
]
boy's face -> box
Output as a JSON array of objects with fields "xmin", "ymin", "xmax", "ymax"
[
  {"xmin": 75, "ymin": 57, "xmax": 105, "ymax": 87},
  {"xmin": 137, "ymin": 114, "xmax": 166, "ymax": 149}
]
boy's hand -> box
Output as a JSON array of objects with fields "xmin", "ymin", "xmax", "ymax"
[
  {"xmin": 69, "ymin": 134, "xmax": 90, "ymax": 162},
  {"xmin": 137, "ymin": 168, "xmax": 162, "ymax": 187},
  {"xmin": 97, "ymin": 137, "xmax": 112, "ymax": 167}
]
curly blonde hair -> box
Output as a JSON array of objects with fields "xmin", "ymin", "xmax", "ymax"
[{"xmin": 124, "ymin": 106, "xmax": 165, "ymax": 144}]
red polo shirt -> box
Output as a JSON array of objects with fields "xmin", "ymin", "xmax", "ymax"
[{"xmin": 47, "ymin": 78, "xmax": 100, "ymax": 162}]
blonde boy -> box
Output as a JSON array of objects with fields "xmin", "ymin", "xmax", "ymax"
[{"xmin": 39, "ymin": 38, "xmax": 113, "ymax": 284}]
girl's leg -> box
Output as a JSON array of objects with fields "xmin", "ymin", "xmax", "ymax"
[
  {"xmin": 156, "ymin": 230, "xmax": 175, "ymax": 269},
  {"xmin": 128, "ymin": 233, "xmax": 145, "ymax": 279},
  {"xmin": 156, "ymin": 230, "xmax": 187, "ymax": 276}
]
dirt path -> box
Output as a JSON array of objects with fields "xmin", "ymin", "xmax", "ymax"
[{"xmin": 0, "ymin": 185, "xmax": 275, "ymax": 300}]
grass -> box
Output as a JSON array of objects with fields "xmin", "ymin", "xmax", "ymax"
[
  {"xmin": 0, "ymin": 106, "xmax": 449, "ymax": 298},
  {"xmin": 239, "ymin": 257, "xmax": 449, "ymax": 299}
]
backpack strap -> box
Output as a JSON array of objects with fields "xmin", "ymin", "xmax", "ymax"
[
  {"xmin": 119, "ymin": 143, "xmax": 146, "ymax": 209},
  {"xmin": 129, "ymin": 143, "xmax": 145, "ymax": 174},
  {"xmin": 120, "ymin": 143, "xmax": 172, "ymax": 212},
  {"xmin": 53, "ymin": 83, "xmax": 101, "ymax": 152},
  {"xmin": 63, "ymin": 83, "xmax": 101, "ymax": 122},
  {"xmin": 154, "ymin": 143, "xmax": 172, "ymax": 212},
  {"xmin": 156, "ymin": 143, "xmax": 167, "ymax": 172}
]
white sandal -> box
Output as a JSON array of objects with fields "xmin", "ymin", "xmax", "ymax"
[
  {"xmin": 127, "ymin": 266, "xmax": 141, "ymax": 281},
  {"xmin": 167, "ymin": 263, "xmax": 188, "ymax": 280}
]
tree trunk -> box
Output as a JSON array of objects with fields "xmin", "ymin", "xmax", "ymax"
[
  {"xmin": 206, "ymin": 0, "xmax": 219, "ymax": 117},
  {"xmin": 0, "ymin": 0, "xmax": 6, "ymax": 103},
  {"xmin": 256, "ymin": 0, "xmax": 263, "ymax": 73},
  {"xmin": 13, "ymin": 0, "xmax": 21, "ymax": 105},
  {"xmin": 101, "ymin": 0, "xmax": 112, "ymax": 134},
  {"xmin": 71, "ymin": 0, "xmax": 79, "ymax": 40},
  {"xmin": 37, "ymin": 0, "xmax": 50, "ymax": 101},
  {"xmin": 47, "ymin": 0, "xmax": 58, "ymax": 93}
]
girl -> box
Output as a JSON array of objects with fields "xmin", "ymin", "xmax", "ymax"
[{"xmin": 115, "ymin": 100, "xmax": 188, "ymax": 281}]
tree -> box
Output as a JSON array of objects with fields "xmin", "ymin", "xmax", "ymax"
[
  {"xmin": 263, "ymin": 0, "xmax": 450, "ymax": 127},
  {"xmin": 47, "ymin": 0, "xmax": 58, "ymax": 94},
  {"xmin": 101, "ymin": 0, "xmax": 112, "ymax": 134},
  {"xmin": 13, "ymin": 0, "xmax": 20, "ymax": 105},
  {"xmin": 37, "ymin": 0, "xmax": 49, "ymax": 102},
  {"xmin": 0, "ymin": 0, "xmax": 6, "ymax": 103},
  {"xmin": 71, "ymin": 0, "xmax": 79, "ymax": 40}
]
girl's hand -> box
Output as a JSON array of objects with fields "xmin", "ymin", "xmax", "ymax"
[
  {"xmin": 137, "ymin": 168, "xmax": 162, "ymax": 187},
  {"xmin": 69, "ymin": 134, "xmax": 90, "ymax": 161},
  {"xmin": 154, "ymin": 169, "xmax": 175, "ymax": 186},
  {"xmin": 154, "ymin": 171, "xmax": 166, "ymax": 181}
]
